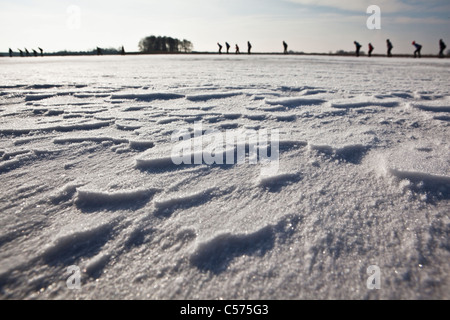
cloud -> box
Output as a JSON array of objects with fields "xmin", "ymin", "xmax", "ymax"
[
  {"xmin": 286, "ymin": 0, "xmax": 414, "ymax": 13},
  {"xmin": 387, "ymin": 16, "xmax": 450, "ymax": 25}
]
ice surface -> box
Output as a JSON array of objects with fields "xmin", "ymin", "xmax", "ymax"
[
  {"xmin": 154, "ymin": 187, "xmax": 218, "ymax": 218},
  {"xmin": 258, "ymin": 172, "xmax": 302, "ymax": 192},
  {"xmin": 75, "ymin": 187, "xmax": 159, "ymax": 209},
  {"xmin": 265, "ymin": 97, "xmax": 327, "ymax": 107},
  {"xmin": 186, "ymin": 92, "xmax": 242, "ymax": 101},
  {"xmin": 110, "ymin": 93, "xmax": 185, "ymax": 101},
  {"xmin": 0, "ymin": 55, "xmax": 449, "ymax": 299},
  {"xmin": 190, "ymin": 214, "xmax": 302, "ymax": 274},
  {"xmin": 330, "ymin": 100, "xmax": 399, "ymax": 109}
]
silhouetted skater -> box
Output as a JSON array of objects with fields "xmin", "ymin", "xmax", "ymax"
[
  {"xmin": 97, "ymin": 47, "xmax": 102, "ymax": 55},
  {"xmin": 32, "ymin": 49, "xmax": 38, "ymax": 57},
  {"xmin": 368, "ymin": 43, "xmax": 374, "ymax": 57},
  {"xmin": 18, "ymin": 49, "xmax": 23, "ymax": 57},
  {"xmin": 283, "ymin": 41, "xmax": 288, "ymax": 54},
  {"xmin": 9, "ymin": 48, "xmax": 13, "ymax": 57},
  {"xmin": 354, "ymin": 41, "xmax": 362, "ymax": 57},
  {"xmin": 247, "ymin": 41, "xmax": 252, "ymax": 54},
  {"xmin": 386, "ymin": 39, "xmax": 393, "ymax": 57},
  {"xmin": 439, "ymin": 39, "xmax": 446, "ymax": 58},
  {"xmin": 121, "ymin": 46, "xmax": 125, "ymax": 55},
  {"xmin": 412, "ymin": 41, "xmax": 422, "ymax": 58},
  {"xmin": 38, "ymin": 47, "xmax": 43, "ymax": 57},
  {"xmin": 225, "ymin": 42, "xmax": 230, "ymax": 54},
  {"xmin": 235, "ymin": 44, "xmax": 240, "ymax": 54},
  {"xmin": 25, "ymin": 48, "xmax": 30, "ymax": 57},
  {"xmin": 217, "ymin": 43, "xmax": 223, "ymax": 54}
]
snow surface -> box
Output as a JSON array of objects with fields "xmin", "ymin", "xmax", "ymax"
[{"xmin": 0, "ymin": 55, "xmax": 449, "ymax": 299}]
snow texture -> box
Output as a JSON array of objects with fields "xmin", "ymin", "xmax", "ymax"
[{"xmin": 0, "ymin": 55, "xmax": 449, "ymax": 300}]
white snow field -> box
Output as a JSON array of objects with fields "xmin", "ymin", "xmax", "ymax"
[{"xmin": 0, "ymin": 55, "xmax": 449, "ymax": 300}]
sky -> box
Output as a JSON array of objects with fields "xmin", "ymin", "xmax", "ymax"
[{"xmin": 0, "ymin": 0, "xmax": 449, "ymax": 55}]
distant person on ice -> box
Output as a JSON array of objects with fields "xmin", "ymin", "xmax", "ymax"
[
  {"xmin": 354, "ymin": 41, "xmax": 362, "ymax": 57},
  {"xmin": 247, "ymin": 41, "xmax": 252, "ymax": 54},
  {"xmin": 217, "ymin": 43, "xmax": 223, "ymax": 54},
  {"xmin": 38, "ymin": 47, "xmax": 43, "ymax": 57},
  {"xmin": 283, "ymin": 41, "xmax": 288, "ymax": 54},
  {"xmin": 368, "ymin": 43, "xmax": 374, "ymax": 57},
  {"xmin": 18, "ymin": 49, "xmax": 23, "ymax": 57},
  {"xmin": 412, "ymin": 41, "xmax": 422, "ymax": 58},
  {"xmin": 9, "ymin": 48, "xmax": 13, "ymax": 57},
  {"xmin": 386, "ymin": 39, "xmax": 393, "ymax": 57},
  {"xmin": 225, "ymin": 42, "xmax": 230, "ymax": 54},
  {"xmin": 235, "ymin": 44, "xmax": 240, "ymax": 54},
  {"xmin": 439, "ymin": 39, "xmax": 446, "ymax": 58}
]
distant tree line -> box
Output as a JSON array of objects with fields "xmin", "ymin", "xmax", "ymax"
[
  {"xmin": 42, "ymin": 47, "xmax": 123, "ymax": 56},
  {"xmin": 139, "ymin": 36, "xmax": 193, "ymax": 53},
  {"xmin": 335, "ymin": 49, "xmax": 366, "ymax": 56}
]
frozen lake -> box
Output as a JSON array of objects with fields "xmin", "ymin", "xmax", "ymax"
[{"xmin": 0, "ymin": 55, "xmax": 449, "ymax": 299}]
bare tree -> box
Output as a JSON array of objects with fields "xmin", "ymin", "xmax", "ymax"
[{"xmin": 181, "ymin": 39, "xmax": 193, "ymax": 53}]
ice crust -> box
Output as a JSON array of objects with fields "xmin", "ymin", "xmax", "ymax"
[{"xmin": 0, "ymin": 55, "xmax": 449, "ymax": 299}]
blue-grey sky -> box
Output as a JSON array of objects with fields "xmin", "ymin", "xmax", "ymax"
[{"xmin": 1, "ymin": 0, "xmax": 449, "ymax": 54}]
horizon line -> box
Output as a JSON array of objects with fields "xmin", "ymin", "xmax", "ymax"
[{"xmin": 1, "ymin": 51, "xmax": 448, "ymax": 59}]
